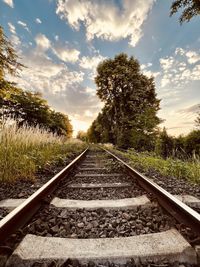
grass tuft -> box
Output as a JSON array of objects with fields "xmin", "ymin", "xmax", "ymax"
[
  {"xmin": 0, "ymin": 122, "xmax": 86, "ymax": 182},
  {"xmin": 110, "ymin": 148, "xmax": 200, "ymax": 184}
]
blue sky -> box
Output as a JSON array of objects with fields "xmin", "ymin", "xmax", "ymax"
[{"xmin": 1, "ymin": 0, "xmax": 200, "ymax": 136}]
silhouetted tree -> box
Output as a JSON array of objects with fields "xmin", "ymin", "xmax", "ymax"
[
  {"xmin": 0, "ymin": 26, "xmax": 24, "ymax": 79},
  {"xmin": 155, "ymin": 127, "xmax": 174, "ymax": 158},
  {"xmin": 77, "ymin": 131, "xmax": 87, "ymax": 142},
  {"xmin": 93, "ymin": 53, "xmax": 161, "ymax": 149},
  {"xmin": 170, "ymin": 0, "xmax": 200, "ymax": 24}
]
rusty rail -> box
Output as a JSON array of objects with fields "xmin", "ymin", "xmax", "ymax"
[
  {"xmin": 103, "ymin": 148, "xmax": 200, "ymax": 235},
  {"xmin": 0, "ymin": 148, "xmax": 88, "ymax": 243}
]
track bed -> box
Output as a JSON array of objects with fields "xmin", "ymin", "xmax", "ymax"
[{"xmin": 0, "ymin": 147, "xmax": 199, "ymax": 267}]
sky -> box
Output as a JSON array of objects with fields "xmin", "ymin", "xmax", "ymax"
[{"xmin": 0, "ymin": 0, "xmax": 200, "ymax": 137}]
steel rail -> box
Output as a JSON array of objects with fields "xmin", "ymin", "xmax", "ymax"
[
  {"xmin": 0, "ymin": 147, "xmax": 88, "ymax": 243},
  {"xmin": 103, "ymin": 148, "xmax": 200, "ymax": 235}
]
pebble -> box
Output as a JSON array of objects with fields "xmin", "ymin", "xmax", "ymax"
[
  {"xmin": 24, "ymin": 206, "xmax": 177, "ymax": 239},
  {"xmin": 77, "ymin": 222, "xmax": 84, "ymax": 228}
]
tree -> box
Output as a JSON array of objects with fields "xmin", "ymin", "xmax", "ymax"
[
  {"xmin": 77, "ymin": 131, "xmax": 87, "ymax": 142},
  {"xmin": 0, "ymin": 87, "xmax": 73, "ymax": 137},
  {"xmin": 12, "ymin": 91, "xmax": 52, "ymax": 128},
  {"xmin": 0, "ymin": 26, "xmax": 24, "ymax": 124},
  {"xmin": 184, "ymin": 129, "xmax": 200, "ymax": 157},
  {"xmin": 170, "ymin": 0, "xmax": 200, "ymax": 24},
  {"xmin": 155, "ymin": 127, "xmax": 174, "ymax": 159},
  {"xmin": 49, "ymin": 111, "xmax": 73, "ymax": 138},
  {"xmin": 0, "ymin": 26, "xmax": 24, "ymax": 79},
  {"xmin": 94, "ymin": 53, "xmax": 161, "ymax": 149},
  {"xmin": 0, "ymin": 26, "xmax": 73, "ymax": 137}
]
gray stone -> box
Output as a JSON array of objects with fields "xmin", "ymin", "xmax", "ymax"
[
  {"xmin": 195, "ymin": 245, "xmax": 200, "ymax": 265},
  {"xmin": 50, "ymin": 195, "xmax": 151, "ymax": 210},
  {"xmin": 75, "ymin": 174, "xmax": 122, "ymax": 177},
  {"xmin": 0, "ymin": 199, "xmax": 26, "ymax": 211},
  {"xmin": 78, "ymin": 168, "xmax": 106, "ymax": 171},
  {"xmin": 67, "ymin": 182, "xmax": 131, "ymax": 188},
  {"xmin": 6, "ymin": 229, "xmax": 197, "ymax": 266},
  {"xmin": 174, "ymin": 195, "xmax": 200, "ymax": 209}
]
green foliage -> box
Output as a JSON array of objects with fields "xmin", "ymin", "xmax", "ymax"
[
  {"xmin": 0, "ymin": 85, "xmax": 73, "ymax": 137},
  {"xmin": 0, "ymin": 26, "xmax": 24, "ymax": 79},
  {"xmin": 0, "ymin": 26, "xmax": 72, "ymax": 138},
  {"xmin": 184, "ymin": 130, "xmax": 200, "ymax": 157},
  {"xmin": 112, "ymin": 148, "xmax": 200, "ymax": 184},
  {"xmin": 155, "ymin": 127, "xmax": 200, "ymax": 160},
  {"xmin": 76, "ymin": 131, "xmax": 88, "ymax": 142},
  {"xmin": 88, "ymin": 53, "xmax": 161, "ymax": 150},
  {"xmin": 155, "ymin": 127, "xmax": 174, "ymax": 158},
  {"xmin": 49, "ymin": 111, "xmax": 73, "ymax": 138},
  {"xmin": 170, "ymin": 0, "xmax": 200, "ymax": 24},
  {"xmin": 0, "ymin": 121, "xmax": 86, "ymax": 182}
]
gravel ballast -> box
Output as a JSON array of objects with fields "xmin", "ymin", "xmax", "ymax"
[
  {"xmin": 109, "ymin": 149, "xmax": 200, "ymax": 200},
  {"xmin": 23, "ymin": 205, "xmax": 176, "ymax": 239},
  {"xmin": 27, "ymin": 259, "xmax": 198, "ymax": 267},
  {"xmin": 55, "ymin": 186, "xmax": 144, "ymax": 200}
]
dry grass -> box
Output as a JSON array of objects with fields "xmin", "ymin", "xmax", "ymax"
[{"xmin": 0, "ymin": 121, "xmax": 86, "ymax": 182}]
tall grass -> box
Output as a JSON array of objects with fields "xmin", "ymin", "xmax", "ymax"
[
  {"xmin": 111, "ymin": 148, "xmax": 200, "ymax": 184},
  {"xmin": 0, "ymin": 122, "xmax": 86, "ymax": 182}
]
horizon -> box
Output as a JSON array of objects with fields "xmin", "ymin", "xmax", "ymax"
[{"xmin": 1, "ymin": 0, "xmax": 200, "ymax": 137}]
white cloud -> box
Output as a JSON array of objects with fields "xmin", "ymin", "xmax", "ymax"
[
  {"xmin": 8, "ymin": 22, "xmax": 16, "ymax": 34},
  {"xmin": 159, "ymin": 48, "xmax": 200, "ymax": 88},
  {"xmin": 3, "ymin": 0, "xmax": 13, "ymax": 8},
  {"xmin": 7, "ymin": 22, "xmax": 21, "ymax": 49},
  {"xmin": 143, "ymin": 69, "xmax": 160, "ymax": 78},
  {"xmin": 6, "ymin": 33, "xmax": 100, "ymax": 135},
  {"xmin": 34, "ymin": 34, "xmax": 80, "ymax": 63},
  {"xmin": 35, "ymin": 18, "xmax": 42, "ymax": 24},
  {"xmin": 79, "ymin": 55, "xmax": 105, "ymax": 69},
  {"xmin": 35, "ymin": 33, "xmax": 51, "ymax": 51},
  {"xmin": 55, "ymin": 35, "xmax": 59, "ymax": 41},
  {"xmin": 157, "ymin": 48, "xmax": 200, "ymax": 136},
  {"xmin": 10, "ymin": 34, "xmax": 21, "ymax": 48},
  {"xmin": 178, "ymin": 104, "xmax": 200, "ymax": 115},
  {"xmin": 52, "ymin": 46, "xmax": 80, "ymax": 62},
  {"xmin": 17, "ymin": 20, "xmax": 30, "ymax": 32},
  {"xmin": 140, "ymin": 62, "xmax": 159, "ymax": 78},
  {"xmin": 56, "ymin": 0, "xmax": 155, "ymax": 46},
  {"xmin": 186, "ymin": 51, "xmax": 200, "ymax": 64}
]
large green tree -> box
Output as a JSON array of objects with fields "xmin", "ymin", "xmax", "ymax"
[
  {"xmin": 94, "ymin": 53, "xmax": 161, "ymax": 149},
  {"xmin": 170, "ymin": 0, "xmax": 200, "ymax": 24},
  {"xmin": 0, "ymin": 26, "xmax": 73, "ymax": 138},
  {"xmin": 49, "ymin": 111, "xmax": 73, "ymax": 138},
  {"xmin": 0, "ymin": 26, "xmax": 24, "ymax": 122},
  {"xmin": 0, "ymin": 26, "xmax": 24, "ymax": 80},
  {"xmin": 155, "ymin": 127, "xmax": 174, "ymax": 158}
]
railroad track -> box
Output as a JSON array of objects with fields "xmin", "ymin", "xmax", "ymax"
[{"xmin": 0, "ymin": 146, "xmax": 200, "ymax": 266}]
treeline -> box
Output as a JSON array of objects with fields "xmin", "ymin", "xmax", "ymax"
[
  {"xmin": 156, "ymin": 127, "xmax": 200, "ymax": 159},
  {"xmin": 82, "ymin": 53, "xmax": 200, "ymax": 159},
  {"xmin": 0, "ymin": 26, "xmax": 72, "ymax": 137}
]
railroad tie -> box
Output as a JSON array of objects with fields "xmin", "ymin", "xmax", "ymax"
[
  {"xmin": 6, "ymin": 229, "xmax": 197, "ymax": 266},
  {"xmin": 75, "ymin": 173, "xmax": 122, "ymax": 177},
  {"xmin": 50, "ymin": 195, "xmax": 152, "ymax": 209},
  {"xmin": 67, "ymin": 182, "xmax": 132, "ymax": 189}
]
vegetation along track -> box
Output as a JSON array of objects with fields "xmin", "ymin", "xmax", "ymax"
[{"xmin": 0, "ymin": 147, "xmax": 200, "ymax": 267}]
